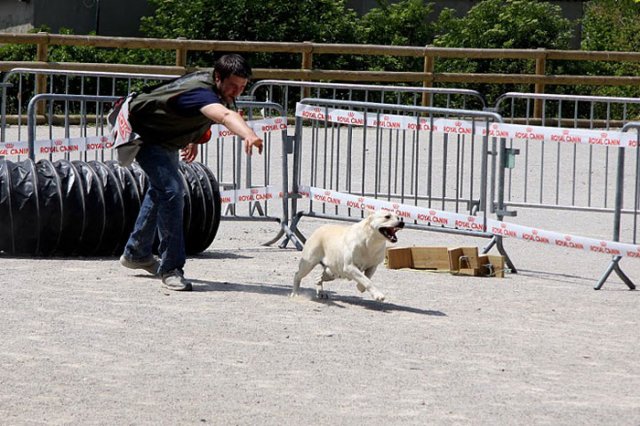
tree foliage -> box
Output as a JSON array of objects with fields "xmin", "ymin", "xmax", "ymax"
[
  {"xmin": 140, "ymin": 0, "xmax": 360, "ymax": 69},
  {"xmin": 432, "ymin": 0, "xmax": 573, "ymax": 101},
  {"xmin": 357, "ymin": 0, "xmax": 437, "ymax": 71},
  {"xmin": 3, "ymin": 0, "xmax": 640, "ymax": 102},
  {"xmin": 577, "ymin": 0, "xmax": 640, "ymax": 98},
  {"xmin": 581, "ymin": 0, "xmax": 640, "ymax": 52},
  {"xmin": 434, "ymin": 0, "xmax": 572, "ymax": 49}
]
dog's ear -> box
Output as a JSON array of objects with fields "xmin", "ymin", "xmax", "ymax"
[{"xmin": 363, "ymin": 207, "xmax": 377, "ymax": 218}]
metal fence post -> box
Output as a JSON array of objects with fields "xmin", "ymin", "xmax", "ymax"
[{"xmin": 595, "ymin": 124, "xmax": 638, "ymax": 290}]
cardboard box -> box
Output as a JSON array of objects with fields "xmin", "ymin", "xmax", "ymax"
[
  {"xmin": 385, "ymin": 247, "xmax": 414, "ymax": 269},
  {"xmin": 478, "ymin": 254, "xmax": 505, "ymax": 278},
  {"xmin": 385, "ymin": 247, "xmax": 450, "ymax": 271},
  {"xmin": 386, "ymin": 246, "xmax": 505, "ymax": 278},
  {"xmin": 448, "ymin": 247, "xmax": 480, "ymax": 276},
  {"xmin": 411, "ymin": 247, "xmax": 451, "ymax": 270}
]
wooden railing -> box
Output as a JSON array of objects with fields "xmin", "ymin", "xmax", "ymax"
[{"xmin": 2, "ymin": 32, "xmax": 640, "ymax": 115}]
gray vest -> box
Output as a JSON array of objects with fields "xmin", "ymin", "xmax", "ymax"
[{"xmin": 128, "ymin": 71, "xmax": 219, "ymax": 149}]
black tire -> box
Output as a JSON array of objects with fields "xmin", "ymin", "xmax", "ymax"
[
  {"xmin": 9, "ymin": 159, "xmax": 40, "ymax": 255},
  {"xmin": 72, "ymin": 161, "xmax": 106, "ymax": 256},
  {"xmin": 190, "ymin": 161, "xmax": 221, "ymax": 252},
  {"xmin": 89, "ymin": 160, "xmax": 126, "ymax": 255},
  {"xmin": 53, "ymin": 159, "xmax": 86, "ymax": 256},
  {"xmin": 35, "ymin": 159, "xmax": 64, "ymax": 256}
]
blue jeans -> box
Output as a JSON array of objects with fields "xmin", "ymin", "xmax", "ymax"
[{"xmin": 123, "ymin": 142, "xmax": 185, "ymax": 275}]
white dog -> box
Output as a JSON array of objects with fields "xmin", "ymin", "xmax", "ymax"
[{"xmin": 291, "ymin": 210, "xmax": 405, "ymax": 301}]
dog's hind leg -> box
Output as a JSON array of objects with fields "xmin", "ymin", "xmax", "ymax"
[
  {"xmin": 314, "ymin": 267, "xmax": 335, "ymax": 299},
  {"xmin": 291, "ymin": 258, "xmax": 317, "ymax": 297},
  {"xmin": 345, "ymin": 265, "xmax": 385, "ymax": 301}
]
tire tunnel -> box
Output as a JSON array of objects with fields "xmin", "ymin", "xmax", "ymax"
[{"xmin": 0, "ymin": 159, "xmax": 221, "ymax": 257}]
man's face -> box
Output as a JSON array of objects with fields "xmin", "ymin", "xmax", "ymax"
[{"xmin": 215, "ymin": 73, "xmax": 248, "ymax": 104}]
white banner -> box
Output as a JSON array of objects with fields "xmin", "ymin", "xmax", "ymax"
[
  {"xmin": 0, "ymin": 136, "xmax": 115, "ymax": 157},
  {"xmin": 298, "ymin": 185, "xmax": 640, "ymax": 259},
  {"xmin": 202, "ymin": 118, "xmax": 289, "ymax": 142},
  {"xmin": 0, "ymin": 140, "xmax": 30, "ymax": 156},
  {"xmin": 295, "ymin": 103, "xmax": 640, "ymax": 149},
  {"xmin": 219, "ymin": 185, "xmax": 283, "ymax": 205},
  {"xmin": 0, "ymin": 118, "xmax": 289, "ymax": 157}
]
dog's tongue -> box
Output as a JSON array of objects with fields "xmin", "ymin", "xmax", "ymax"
[{"xmin": 387, "ymin": 228, "xmax": 398, "ymax": 243}]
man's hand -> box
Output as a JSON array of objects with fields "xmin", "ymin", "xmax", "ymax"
[
  {"xmin": 200, "ymin": 104, "xmax": 264, "ymax": 155},
  {"xmin": 180, "ymin": 143, "xmax": 198, "ymax": 163},
  {"xmin": 244, "ymin": 134, "xmax": 263, "ymax": 155}
]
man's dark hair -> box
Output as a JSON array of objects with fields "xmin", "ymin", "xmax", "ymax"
[{"xmin": 213, "ymin": 54, "xmax": 252, "ymax": 81}]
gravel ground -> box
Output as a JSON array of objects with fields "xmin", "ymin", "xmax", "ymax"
[{"xmin": 1, "ymin": 215, "xmax": 639, "ymax": 426}]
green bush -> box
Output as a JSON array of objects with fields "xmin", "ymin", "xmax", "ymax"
[
  {"xmin": 432, "ymin": 0, "xmax": 573, "ymax": 103},
  {"xmin": 579, "ymin": 0, "xmax": 640, "ymax": 100},
  {"xmin": 2, "ymin": 0, "xmax": 640, "ymax": 109},
  {"xmin": 140, "ymin": 0, "xmax": 360, "ymax": 70},
  {"xmin": 357, "ymin": 0, "xmax": 437, "ymax": 72}
]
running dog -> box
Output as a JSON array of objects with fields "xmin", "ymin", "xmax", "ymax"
[{"xmin": 291, "ymin": 210, "xmax": 405, "ymax": 301}]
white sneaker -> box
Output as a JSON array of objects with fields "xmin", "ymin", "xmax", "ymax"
[
  {"xmin": 161, "ymin": 269, "xmax": 192, "ymax": 291},
  {"xmin": 119, "ymin": 255, "xmax": 160, "ymax": 275}
]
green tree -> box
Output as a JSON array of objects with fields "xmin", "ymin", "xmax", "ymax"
[
  {"xmin": 578, "ymin": 0, "xmax": 640, "ymax": 99},
  {"xmin": 434, "ymin": 0, "xmax": 572, "ymax": 49},
  {"xmin": 358, "ymin": 0, "xmax": 437, "ymax": 72},
  {"xmin": 432, "ymin": 0, "xmax": 573, "ymax": 102},
  {"xmin": 582, "ymin": 0, "xmax": 640, "ymax": 52},
  {"xmin": 140, "ymin": 0, "xmax": 360, "ymax": 69}
]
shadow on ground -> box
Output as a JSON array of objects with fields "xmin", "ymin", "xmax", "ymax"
[{"xmin": 192, "ymin": 278, "xmax": 446, "ymax": 317}]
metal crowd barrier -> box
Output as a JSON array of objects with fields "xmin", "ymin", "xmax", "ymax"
[
  {"xmin": 200, "ymin": 100, "xmax": 295, "ymax": 244},
  {"xmin": 494, "ymin": 92, "xmax": 640, "ymax": 216},
  {"xmin": 1, "ymin": 68, "xmax": 177, "ymax": 146},
  {"xmin": 284, "ymin": 97, "xmax": 515, "ymax": 270},
  {"xmin": 15, "ymin": 93, "xmax": 294, "ymax": 245},
  {"xmin": 24, "ymin": 93, "xmax": 118, "ymax": 162},
  {"xmin": 249, "ymin": 79, "xmax": 487, "ymax": 115},
  {"xmin": 2, "ymin": 70, "xmax": 639, "ymax": 289},
  {"xmin": 596, "ymin": 122, "xmax": 640, "ymax": 290},
  {"xmin": 494, "ymin": 92, "xmax": 640, "ymax": 288}
]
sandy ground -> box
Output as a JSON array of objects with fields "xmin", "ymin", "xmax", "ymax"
[
  {"xmin": 2, "ymin": 118, "xmax": 640, "ymax": 424},
  {"xmin": 1, "ymin": 213, "xmax": 639, "ymax": 426}
]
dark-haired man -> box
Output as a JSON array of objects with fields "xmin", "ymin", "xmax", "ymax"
[{"xmin": 119, "ymin": 54, "xmax": 263, "ymax": 291}]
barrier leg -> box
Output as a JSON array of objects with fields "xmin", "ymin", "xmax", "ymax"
[
  {"xmin": 262, "ymin": 220, "xmax": 285, "ymax": 247},
  {"xmin": 594, "ymin": 256, "xmax": 636, "ymax": 290},
  {"xmin": 278, "ymin": 211, "xmax": 306, "ymax": 250},
  {"xmin": 260, "ymin": 212, "xmax": 305, "ymax": 250},
  {"xmin": 262, "ymin": 218, "xmax": 304, "ymax": 251},
  {"xmin": 482, "ymin": 236, "xmax": 496, "ymax": 252},
  {"xmin": 250, "ymin": 201, "xmax": 265, "ymax": 216},
  {"xmin": 482, "ymin": 235, "xmax": 517, "ymax": 274}
]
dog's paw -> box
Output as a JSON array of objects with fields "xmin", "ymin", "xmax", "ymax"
[
  {"xmin": 315, "ymin": 290, "xmax": 329, "ymax": 299},
  {"xmin": 289, "ymin": 291, "xmax": 299, "ymax": 298},
  {"xmin": 372, "ymin": 291, "xmax": 386, "ymax": 302}
]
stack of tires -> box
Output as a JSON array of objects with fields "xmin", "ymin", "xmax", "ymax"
[{"xmin": 0, "ymin": 159, "xmax": 221, "ymax": 256}]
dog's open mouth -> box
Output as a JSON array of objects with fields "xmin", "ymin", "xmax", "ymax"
[{"xmin": 379, "ymin": 222, "xmax": 404, "ymax": 243}]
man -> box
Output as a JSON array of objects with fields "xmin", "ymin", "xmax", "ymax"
[{"xmin": 119, "ymin": 54, "xmax": 263, "ymax": 291}]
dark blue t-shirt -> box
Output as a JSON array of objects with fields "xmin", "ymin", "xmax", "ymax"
[{"xmin": 170, "ymin": 88, "xmax": 222, "ymax": 116}]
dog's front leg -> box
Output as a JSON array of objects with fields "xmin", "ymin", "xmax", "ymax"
[
  {"xmin": 356, "ymin": 266, "xmax": 378, "ymax": 293},
  {"xmin": 344, "ymin": 265, "xmax": 385, "ymax": 301}
]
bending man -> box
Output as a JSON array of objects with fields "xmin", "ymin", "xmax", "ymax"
[{"xmin": 119, "ymin": 54, "xmax": 263, "ymax": 291}]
